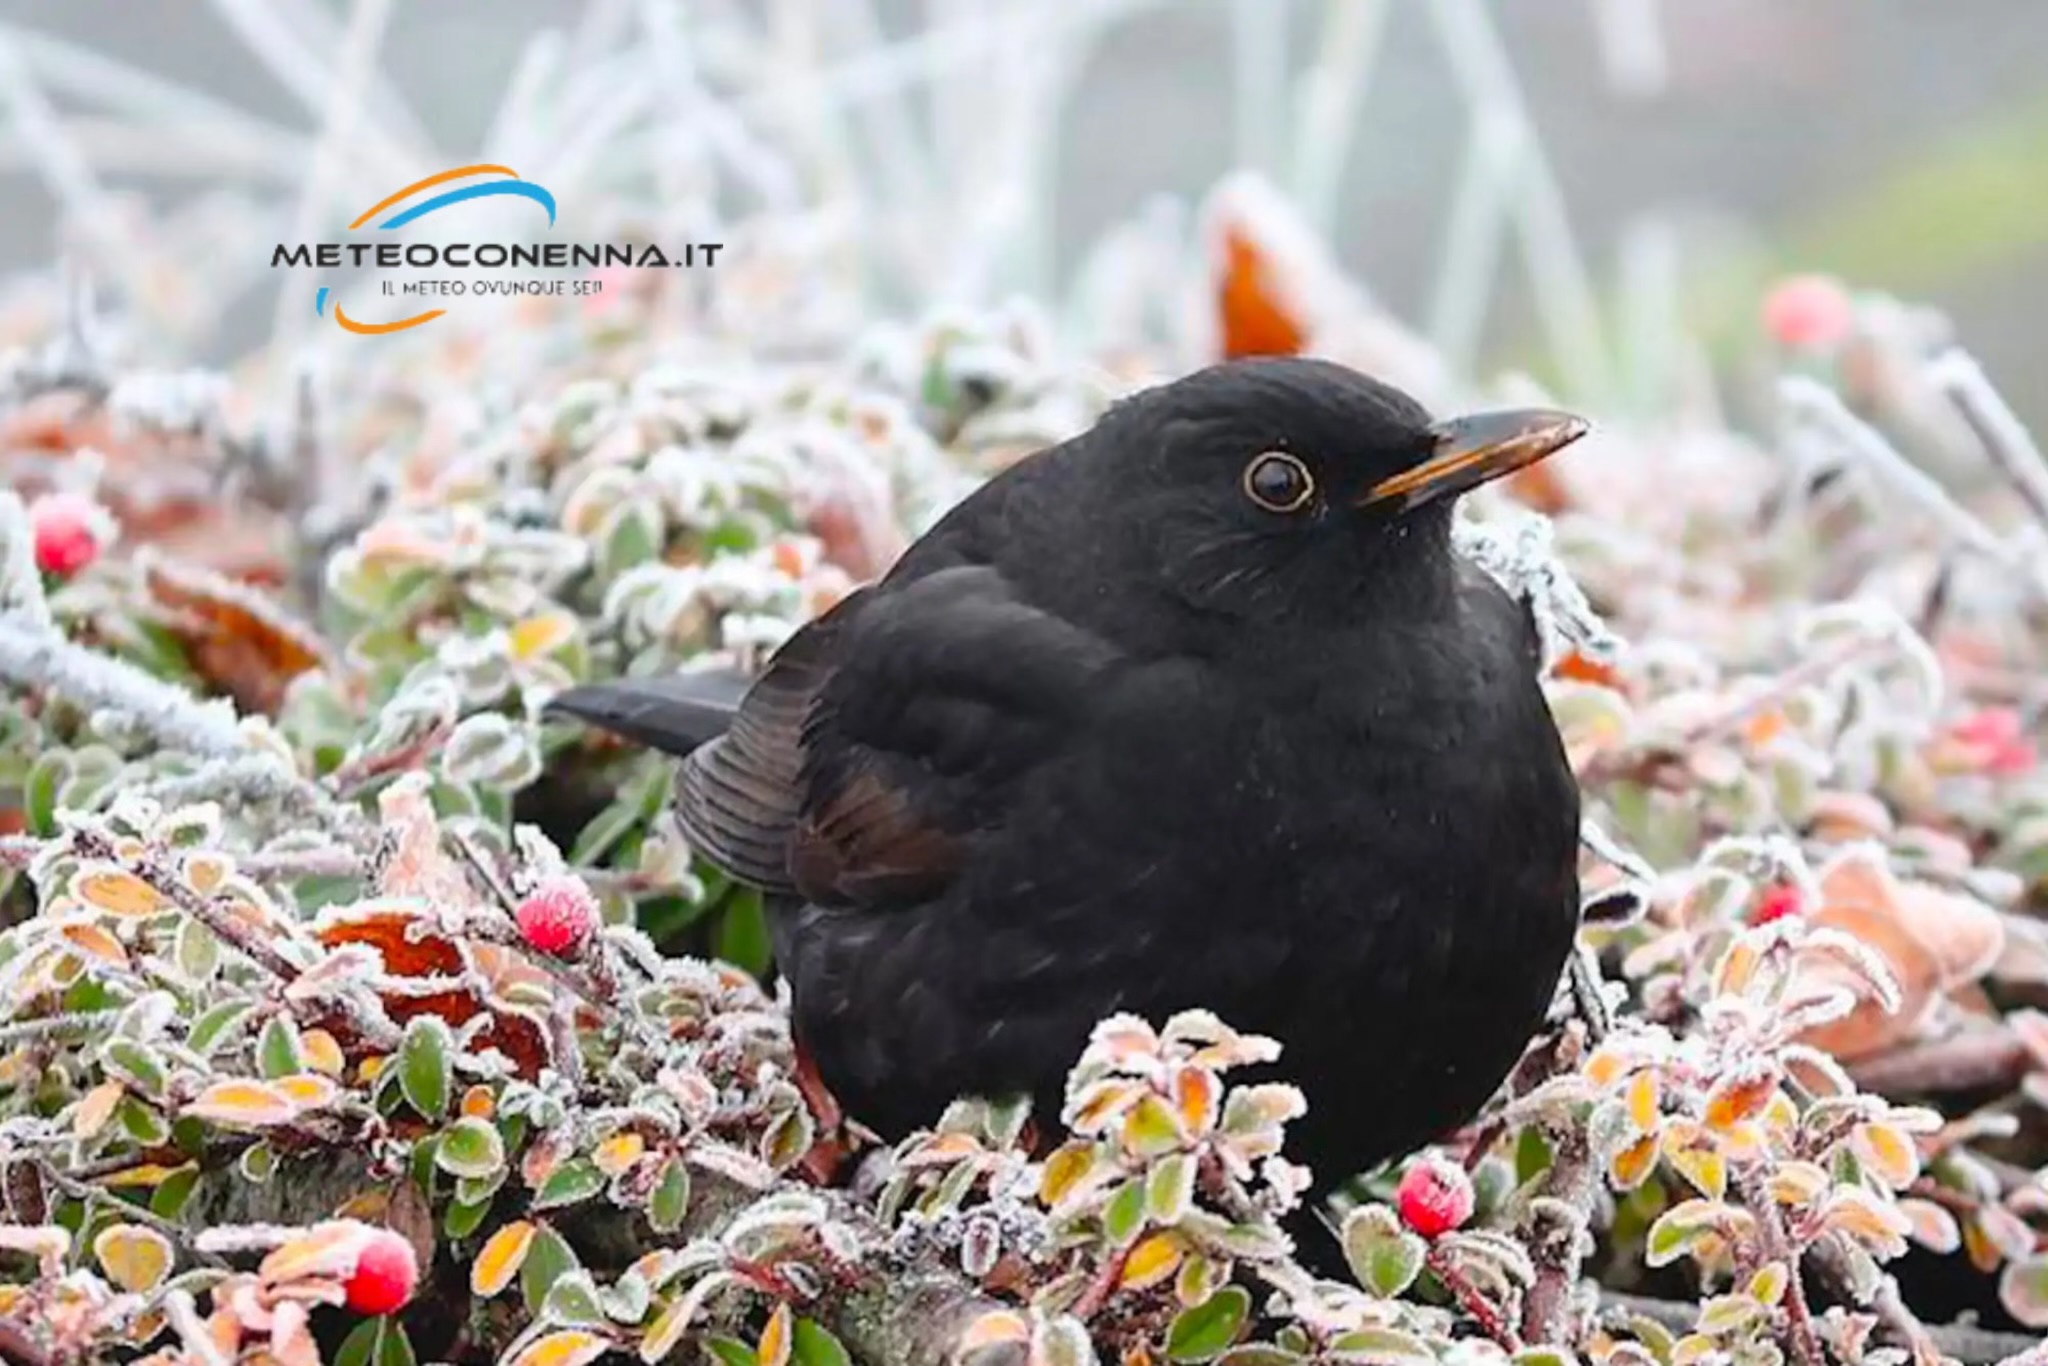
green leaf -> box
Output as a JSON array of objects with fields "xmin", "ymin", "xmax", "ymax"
[
  {"xmin": 335, "ymin": 1318, "xmax": 382, "ymax": 1366},
  {"xmin": 150, "ymin": 1166, "xmax": 201, "ymax": 1220},
  {"xmin": 706, "ymin": 1335, "xmax": 758, "ymax": 1366},
  {"xmin": 25, "ymin": 751, "xmax": 67, "ymax": 837},
  {"xmin": 239, "ymin": 1143, "xmax": 276, "ymax": 1184},
  {"xmin": 712, "ymin": 889, "xmax": 772, "ymax": 978},
  {"xmin": 398, "ymin": 1016, "xmax": 453, "ymax": 1120},
  {"xmin": 1327, "ymin": 1328, "xmax": 1438, "ymax": 1365},
  {"xmin": 443, "ymin": 1196, "xmax": 493, "ymax": 1241},
  {"xmin": 1216, "ymin": 1351, "xmax": 1309, "ymax": 1366},
  {"xmin": 534, "ymin": 1157, "xmax": 607, "ymax": 1211},
  {"xmin": 116, "ymin": 1096, "xmax": 170, "ymax": 1146},
  {"xmin": 1166, "ymin": 1286, "xmax": 1251, "ymax": 1363},
  {"xmin": 1514, "ymin": 1126, "xmax": 1553, "ymax": 1185},
  {"xmin": 187, "ymin": 1001, "xmax": 252, "ymax": 1057},
  {"xmin": 1645, "ymin": 1199, "xmax": 1728, "ymax": 1269},
  {"xmin": 570, "ymin": 795, "xmax": 644, "ymax": 867},
  {"xmin": 257, "ymin": 1015, "xmax": 304, "ymax": 1079},
  {"xmin": 648, "ymin": 1158, "xmax": 691, "ymax": 1234},
  {"xmin": 435, "ymin": 1116, "xmax": 506, "ymax": 1180},
  {"xmin": 599, "ymin": 500, "xmax": 664, "ymax": 579},
  {"xmin": 521, "ymin": 1226, "xmax": 579, "ymax": 1318},
  {"xmin": 1341, "ymin": 1208, "xmax": 1426, "ymax": 1299},
  {"xmin": 1148, "ymin": 1152, "xmax": 1197, "ymax": 1225},
  {"xmin": 102, "ymin": 1040, "xmax": 167, "ymax": 1097},
  {"xmin": 793, "ymin": 1318, "xmax": 852, "ymax": 1366},
  {"xmin": 378, "ymin": 1321, "xmax": 418, "ymax": 1366},
  {"xmin": 543, "ymin": 1270, "xmax": 606, "ymax": 1325},
  {"xmin": 174, "ymin": 919, "xmax": 220, "ymax": 980},
  {"xmin": 1103, "ymin": 1177, "xmax": 1147, "ymax": 1247}
]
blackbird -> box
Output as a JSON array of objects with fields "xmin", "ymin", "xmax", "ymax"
[{"xmin": 550, "ymin": 356, "xmax": 1587, "ymax": 1198}]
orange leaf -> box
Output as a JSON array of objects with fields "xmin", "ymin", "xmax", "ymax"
[
  {"xmin": 60, "ymin": 921, "xmax": 130, "ymax": 967},
  {"xmin": 141, "ymin": 554, "xmax": 326, "ymax": 716},
  {"xmin": 961, "ymin": 1311, "xmax": 1030, "ymax": 1352},
  {"xmin": 301, "ymin": 1029, "xmax": 345, "ymax": 1077},
  {"xmin": 74, "ymin": 869, "xmax": 166, "ymax": 918},
  {"xmin": 1121, "ymin": 1232, "xmax": 1184, "ymax": 1289},
  {"xmin": 1040, "ymin": 1142, "xmax": 1097, "ymax": 1207},
  {"xmin": 1608, "ymin": 1134, "xmax": 1659, "ymax": 1189},
  {"xmin": 273, "ymin": 1074, "xmax": 339, "ymax": 1109},
  {"xmin": 1173, "ymin": 1067, "xmax": 1219, "ymax": 1136},
  {"xmin": 260, "ymin": 1221, "xmax": 372, "ymax": 1284},
  {"xmin": 93, "ymin": 1224, "xmax": 173, "ymax": 1293},
  {"xmin": 759, "ymin": 1302, "xmax": 793, "ymax": 1366},
  {"xmin": 1704, "ymin": 1074, "xmax": 1777, "ymax": 1131},
  {"xmin": 1852, "ymin": 1123, "xmax": 1921, "ymax": 1188},
  {"xmin": 594, "ymin": 1132, "xmax": 647, "ymax": 1178},
  {"xmin": 99, "ymin": 1163, "xmax": 194, "ymax": 1190},
  {"xmin": 72, "ymin": 1080, "xmax": 125, "ymax": 1138},
  {"xmin": 1626, "ymin": 1071, "xmax": 1659, "ymax": 1133},
  {"xmin": 472, "ymin": 1221, "xmax": 537, "ymax": 1298},
  {"xmin": 461, "ymin": 1084, "xmax": 497, "ymax": 1119},
  {"xmin": 508, "ymin": 1329, "xmax": 613, "ymax": 1366},
  {"xmin": 185, "ymin": 1079, "xmax": 298, "ymax": 1128},
  {"xmin": 1216, "ymin": 226, "xmax": 1306, "ymax": 359},
  {"xmin": 1554, "ymin": 650, "xmax": 1619, "ymax": 689}
]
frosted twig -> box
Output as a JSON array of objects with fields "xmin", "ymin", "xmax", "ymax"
[
  {"xmin": 268, "ymin": 0, "xmax": 398, "ymax": 429},
  {"xmin": 0, "ymin": 615, "xmax": 249, "ymax": 760},
  {"xmin": 1230, "ymin": 0, "xmax": 1287, "ymax": 172},
  {"xmin": 1781, "ymin": 376, "xmax": 2017, "ymax": 567},
  {"xmin": 1427, "ymin": 0, "xmax": 1613, "ymax": 402},
  {"xmin": 0, "ymin": 36, "xmax": 153, "ymax": 328},
  {"xmin": 1290, "ymin": 0, "xmax": 1392, "ymax": 235},
  {"xmin": 73, "ymin": 826, "xmax": 305, "ymax": 984},
  {"xmin": 1929, "ymin": 348, "xmax": 2048, "ymax": 530},
  {"xmin": 141, "ymin": 755, "xmax": 365, "ymax": 841},
  {"xmin": 1426, "ymin": 113, "xmax": 1522, "ymax": 379},
  {"xmin": 204, "ymin": 0, "xmax": 422, "ymax": 176}
]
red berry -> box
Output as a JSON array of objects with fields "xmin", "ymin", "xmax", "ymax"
[
  {"xmin": 344, "ymin": 1228, "xmax": 418, "ymax": 1315},
  {"xmin": 1395, "ymin": 1155, "xmax": 1473, "ymax": 1238},
  {"xmin": 29, "ymin": 493, "xmax": 107, "ymax": 577},
  {"xmin": 1948, "ymin": 707, "xmax": 2037, "ymax": 776},
  {"xmin": 515, "ymin": 874, "xmax": 599, "ymax": 957},
  {"xmin": 1749, "ymin": 884, "xmax": 1803, "ymax": 926},
  {"xmin": 1762, "ymin": 274, "xmax": 1854, "ymax": 351}
]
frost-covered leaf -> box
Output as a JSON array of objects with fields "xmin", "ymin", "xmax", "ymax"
[{"xmin": 1165, "ymin": 1286, "xmax": 1250, "ymax": 1362}]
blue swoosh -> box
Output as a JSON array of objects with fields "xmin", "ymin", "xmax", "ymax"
[
  {"xmin": 376, "ymin": 180, "xmax": 557, "ymax": 230},
  {"xmin": 316, "ymin": 286, "xmax": 330, "ymax": 316}
]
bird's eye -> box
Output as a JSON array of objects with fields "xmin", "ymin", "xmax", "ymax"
[{"xmin": 1242, "ymin": 451, "xmax": 1315, "ymax": 513}]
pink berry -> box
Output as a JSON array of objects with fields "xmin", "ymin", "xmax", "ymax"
[
  {"xmin": 1395, "ymin": 1155, "xmax": 1473, "ymax": 1238},
  {"xmin": 1762, "ymin": 274, "xmax": 1855, "ymax": 351},
  {"xmin": 29, "ymin": 493, "xmax": 107, "ymax": 577},
  {"xmin": 344, "ymin": 1229, "xmax": 418, "ymax": 1315},
  {"xmin": 515, "ymin": 874, "xmax": 599, "ymax": 956},
  {"xmin": 1749, "ymin": 884, "xmax": 1803, "ymax": 926},
  {"xmin": 1948, "ymin": 707, "xmax": 2037, "ymax": 776}
]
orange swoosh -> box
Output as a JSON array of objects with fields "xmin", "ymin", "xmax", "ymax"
[
  {"xmin": 333, "ymin": 305, "xmax": 444, "ymax": 335},
  {"xmin": 348, "ymin": 163, "xmax": 521, "ymax": 231}
]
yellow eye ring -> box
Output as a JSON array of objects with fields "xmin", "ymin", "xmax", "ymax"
[{"xmin": 1242, "ymin": 451, "xmax": 1315, "ymax": 513}]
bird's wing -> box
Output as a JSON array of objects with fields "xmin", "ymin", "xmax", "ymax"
[
  {"xmin": 674, "ymin": 595, "xmax": 863, "ymax": 892},
  {"xmin": 679, "ymin": 565, "xmax": 1122, "ymax": 906}
]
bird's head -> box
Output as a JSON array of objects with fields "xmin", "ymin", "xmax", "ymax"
[{"xmin": 1089, "ymin": 357, "xmax": 1588, "ymax": 625}]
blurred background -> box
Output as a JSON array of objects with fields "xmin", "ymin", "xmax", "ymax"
[{"xmin": 0, "ymin": 0, "xmax": 2043, "ymax": 422}]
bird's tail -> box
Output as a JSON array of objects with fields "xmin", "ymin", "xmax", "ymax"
[{"xmin": 545, "ymin": 671, "xmax": 750, "ymax": 756}]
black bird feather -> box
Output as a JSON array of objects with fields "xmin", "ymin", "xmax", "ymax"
[{"xmin": 549, "ymin": 356, "xmax": 1588, "ymax": 1203}]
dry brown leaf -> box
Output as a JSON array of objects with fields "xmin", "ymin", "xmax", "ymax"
[{"xmin": 1798, "ymin": 847, "xmax": 2005, "ymax": 1060}]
